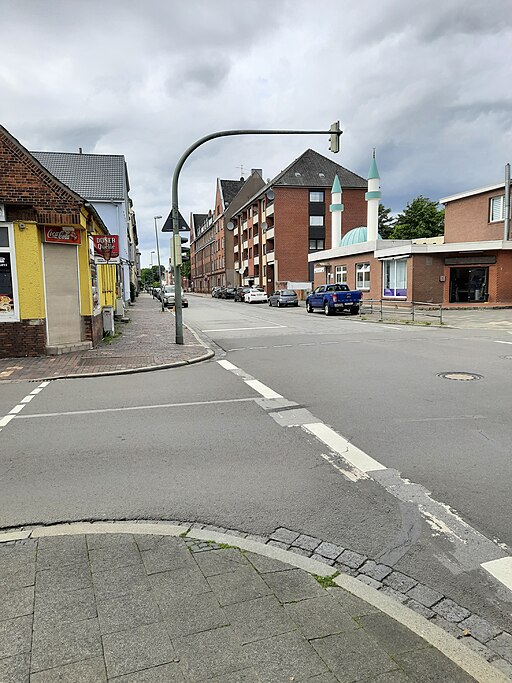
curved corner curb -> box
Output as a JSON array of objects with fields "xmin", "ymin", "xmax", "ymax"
[{"xmin": 333, "ymin": 573, "xmax": 508, "ymax": 683}]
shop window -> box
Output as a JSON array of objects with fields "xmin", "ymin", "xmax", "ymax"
[
  {"xmin": 356, "ymin": 262, "xmax": 370, "ymax": 290},
  {"xmin": 449, "ymin": 267, "xmax": 488, "ymax": 303},
  {"xmin": 0, "ymin": 224, "xmax": 18, "ymax": 321},
  {"xmin": 383, "ymin": 259, "xmax": 407, "ymax": 297},
  {"xmin": 335, "ymin": 265, "xmax": 347, "ymax": 284}
]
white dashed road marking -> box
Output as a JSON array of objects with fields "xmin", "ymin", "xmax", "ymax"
[
  {"xmin": 303, "ymin": 422, "xmax": 386, "ymax": 473},
  {"xmin": 481, "ymin": 557, "xmax": 512, "ymax": 591},
  {"xmin": 0, "ymin": 381, "xmax": 51, "ymax": 433},
  {"xmin": 244, "ymin": 379, "xmax": 283, "ymax": 400},
  {"xmin": 203, "ymin": 325, "xmax": 286, "ymax": 332}
]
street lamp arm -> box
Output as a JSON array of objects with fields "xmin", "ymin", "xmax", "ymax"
[{"xmin": 171, "ymin": 126, "xmax": 343, "ymax": 345}]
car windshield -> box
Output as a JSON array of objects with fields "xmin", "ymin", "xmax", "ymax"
[
  {"xmin": 283, "ymin": 290, "xmax": 296, "ymax": 296},
  {"xmin": 164, "ymin": 286, "xmax": 175, "ymax": 294},
  {"xmin": 326, "ymin": 284, "xmax": 349, "ymax": 292}
]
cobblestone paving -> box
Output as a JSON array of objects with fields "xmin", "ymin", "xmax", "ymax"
[
  {"xmin": 0, "ymin": 533, "xmax": 480, "ymax": 682},
  {"xmin": 0, "ymin": 295, "xmax": 207, "ymax": 381}
]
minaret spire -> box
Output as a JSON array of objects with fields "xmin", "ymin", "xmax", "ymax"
[
  {"xmin": 330, "ymin": 174, "xmax": 344, "ymax": 248},
  {"xmin": 366, "ymin": 151, "xmax": 381, "ymax": 242}
]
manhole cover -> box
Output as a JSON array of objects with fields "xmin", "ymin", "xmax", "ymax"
[{"xmin": 438, "ymin": 372, "xmax": 483, "ymax": 381}]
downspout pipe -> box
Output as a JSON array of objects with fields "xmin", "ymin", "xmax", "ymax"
[{"xmin": 504, "ymin": 163, "xmax": 510, "ymax": 241}]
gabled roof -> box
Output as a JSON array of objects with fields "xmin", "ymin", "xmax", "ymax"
[
  {"xmin": 192, "ymin": 213, "xmax": 208, "ymax": 231},
  {"xmin": 273, "ymin": 149, "xmax": 367, "ymax": 189},
  {"xmin": 32, "ymin": 151, "xmax": 129, "ymax": 201},
  {"xmin": 440, "ymin": 183, "xmax": 505, "ymax": 205},
  {"xmin": 220, "ymin": 179, "xmax": 244, "ymax": 208}
]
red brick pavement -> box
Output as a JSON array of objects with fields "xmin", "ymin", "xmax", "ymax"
[{"xmin": 0, "ymin": 294, "xmax": 212, "ymax": 381}]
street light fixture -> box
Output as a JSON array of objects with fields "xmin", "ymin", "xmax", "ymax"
[{"xmin": 154, "ymin": 216, "xmax": 164, "ymax": 312}]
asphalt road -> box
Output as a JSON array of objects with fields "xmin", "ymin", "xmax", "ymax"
[{"xmin": 1, "ymin": 294, "xmax": 512, "ymax": 633}]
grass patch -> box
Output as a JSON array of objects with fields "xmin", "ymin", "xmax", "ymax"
[
  {"xmin": 313, "ymin": 572, "xmax": 340, "ymax": 588},
  {"xmin": 102, "ymin": 330, "xmax": 122, "ymax": 344}
]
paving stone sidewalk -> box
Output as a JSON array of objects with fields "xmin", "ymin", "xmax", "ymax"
[
  {"xmin": 0, "ymin": 294, "xmax": 211, "ymax": 382},
  {"xmin": 0, "ymin": 533, "xmax": 488, "ymax": 682}
]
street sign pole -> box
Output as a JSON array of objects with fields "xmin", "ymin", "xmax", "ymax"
[{"xmin": 171, "ymin": 125, "xmax": 342, "ymax": 344}]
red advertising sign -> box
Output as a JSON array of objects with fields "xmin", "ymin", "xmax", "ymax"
[
  {"xmin": 93, "ymin": 235, "xmax": 120, "ymax": 264},
  {"xmin": 44, "ymin": 226, "xmax": 82, "ymax": 245}
]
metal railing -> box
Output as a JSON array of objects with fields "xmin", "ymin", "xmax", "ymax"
[{"xmin": 359, "ymin": 299, "xmax": 443, "ymax": 325}]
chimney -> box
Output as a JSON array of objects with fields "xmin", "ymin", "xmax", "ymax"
[
  {"xmin": 251, "ymin": 168, "xmax": 263, "ymax": 177},
  {"xmin": 365, "ymin": 150, "xmax": 381, "ymax": 242},
  {"xmin": 78, "ymin": 147, "xmax": 83, "ymax": 154}
]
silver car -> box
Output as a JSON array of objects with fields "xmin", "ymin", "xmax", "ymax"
[
  {"xmin": 162, "ymin": 285, "xmax": 189, "ymax": 308},
  {"xmin": 268, "ymin": 289, "xmax": 299, "ymax": 307}
]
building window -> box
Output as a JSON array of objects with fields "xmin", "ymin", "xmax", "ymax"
[
  {"xmin": 356, "ymin": 263, "xmax": 370, "ymax": 290},
  {"xmin": 490, "ymin": 195, "xmax": 505, "ymax": 222},
  {"xmin": 383, "ymin": 259, "xmax": 407, "ymax": 297},
  {"xmin": 335, "ymin": 265, "xmax": 347, "ymax": 284},
  {"xmin": 309, "ymin": 191, "xmax": 324, "ymax": 202},
  {"xmin": 0, "ymin": 223, "xmax": 19, "ymax": 321},
  {"xmin": 309, "ymin": 215, "xmax": 324, "ymax": 227},
  {"xmin": 309, "ymin": 239, "xmax": 325, "ymax": 251},
  {"xmin": 249, "ymin": 247, "xmax": 252, "ymax": 258}
]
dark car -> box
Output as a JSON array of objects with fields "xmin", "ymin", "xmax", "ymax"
[
  {"xmin": 211, "ymin": 287, "xmax": 222, "ymax": 298},
  {"xmin": 268, "ymin": 289, "xmax": 299, "ymax": 307},
  {"xmin": 220, "ymin": 287, "xmax": 236, "ymax": 299},
  {"xmin": 234, "ymin": 286, "xmax": 251, "ymax": 302}
]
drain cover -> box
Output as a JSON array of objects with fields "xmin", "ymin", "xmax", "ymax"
[{"xmin": 438, "ymin": 372, "xmax": 483, "ymax": 381}]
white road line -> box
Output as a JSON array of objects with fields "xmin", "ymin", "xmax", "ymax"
[
  {"xmin": 244, "ymin": 379, "xmax": 283, "ymax": 399},
  {"xmin": 217, "ymin": 360, "xmax": 239, "ymax": 371},
  {"xmin": 303, "ymin": 423, "xmax": 387, "ymax": 473},
  {"xmin": 203, "ymin": 325, "xmax": 286, "ymax": 332},
  {"xmin": 0, "ymin": 415, "xmax": 15, "ymax": 427},
  {"xmin": 481, "ymin": 557, "xmax": 512, "ymax": 591},
  {"xmin": 30, "ymin": 388, "xmax": 43, "ymax": 394},
  {"xmin": 494, "ymin": 340, "xmax": 512, "ymax": 345},
  {"xmin": 15, "ymin": 397, "xmax": 258, "ymax": 420},
  {"xmin": 20, "ymin": 395, "xmax": 34, "ymax": 404},
  {"xmin": 38, "ymin": 381, "xmax": 50, "ymax": 387},
  {"xmin": 9, "ymin": 404, "xmax": 25, "ymax": 414}
]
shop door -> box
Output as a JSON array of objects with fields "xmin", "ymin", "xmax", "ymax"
[
  {"xmin": 449, "ymin": 267, "xmax": 489, "ymax": 303},
  {"xmin": 43, "ymin": 243, "xmax": 81, "ymax": 344}
]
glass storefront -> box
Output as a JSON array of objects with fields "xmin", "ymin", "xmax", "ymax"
[{"xmin": 449, "ymin": 267, "xmax": 489, "ymax": 303}]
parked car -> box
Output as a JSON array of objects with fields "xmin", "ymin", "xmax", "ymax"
[
  {"xmin": 220, "ymin": 287, "xmax": 236, "ymax": 299},
  {"xmin": 211, "ymin": 287, "xmax": 222, "ymax": 298},
  {"xmin": 234, "ymin": 286, "xmax": 251, "ymax": 302},
  {"xmin": 244, "ymin": 287, "xmax": 268, "ymax": 304},
  {"xmin": 306, "ymin": 283, "xmax": 362, "ymax": 315},
  {"xmin": 161, "ymin": 285, "xmax": 189, "ymax": 308},
  {"xmin": 268, "ymin": 289, "xmax": 299, "ymax": 307}
]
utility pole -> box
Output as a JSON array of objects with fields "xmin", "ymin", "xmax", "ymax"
[{"xmin": 171, "ymin": 124, "xmax": 342, "ymax": 344}]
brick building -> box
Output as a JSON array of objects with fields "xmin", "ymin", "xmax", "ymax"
[
  {"xmin": 0, "ymin": 124, "xmax": 116, "ymax": 358},
  {"xmin": 309, "ymin": 159, "xmax": 512, "ymax": 307},
  {"xmin": 229, "ymin": 149, "xmax": 367, "ymax": 293},
  {"xmin": 190, "ymin": 171, "xmax": 265, "ymax": 292}
]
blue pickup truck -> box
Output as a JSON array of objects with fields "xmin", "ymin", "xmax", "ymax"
[{"xmin": 306, "ymin": 283, "xmax": 362, "ymax": 315}]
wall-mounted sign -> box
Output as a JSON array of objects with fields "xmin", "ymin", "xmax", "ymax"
[
  {"xmin": 44, "ymin": 226, "xmax": 82, "ymax": 245},
  {"xmin": 0, "ymin": 254, "xmax": 14, "ymax": 314},
  {"xmin": 445, "ymin": 256, "xmax": 496, "ymax": 266},
  {"xmin": 93, "ymin": 235, "xmax": 120, "ymax": 264}
]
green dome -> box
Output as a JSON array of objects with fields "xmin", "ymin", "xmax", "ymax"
[{"xmin": 340, "ymin": 226, "xmax": 382, "ymax": 246}]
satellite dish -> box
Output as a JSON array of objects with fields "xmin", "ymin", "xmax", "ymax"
[
  {"xmin": 261, "ymin": 222, "xmax": 268, "ymax": 232},
  {"xmin": 266, "ymin": 189, "xmax": 275, "ymax": 201},
  {"xmin": 226, "ymin": 221, "xmax": 234, "ymax": 231},
  {"xmin": 238, "ymin": 268, "xmax": 246, "ymax": 275}
]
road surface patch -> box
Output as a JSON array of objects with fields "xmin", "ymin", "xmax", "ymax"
[{"xmin": 0, "ymin": 380, "xmax": 50, "ymax": 433}]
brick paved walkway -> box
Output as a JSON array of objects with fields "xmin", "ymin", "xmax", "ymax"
[
  {"xmin": 0, "ymin": 294, "xmax": 211, "ymax": 382},
  {"xmin": 0, "ymin": 529, "xmax": 489, "ymax": 682}
]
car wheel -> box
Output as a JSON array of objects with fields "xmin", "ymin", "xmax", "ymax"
[
  {"xmin": 268, "ymin": 300, "xmax": 272, "ymax": 306},
  {"xmin": 277, "ymin": 301, "xmax": 281, "ymax": 307},
  {"xmin": 295, "ymin": 302, "xmax": 299, "ymax": 307},
  {"xmin": 324, "ymin": 302, "xmax": 332, "ymax": 316},
  {"xmin": 306, "ymin": 302, "xmax": 313, "ymax": 313}
]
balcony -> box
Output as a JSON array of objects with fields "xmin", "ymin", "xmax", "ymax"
[
  {"xmin": 243, "ymin": 220, "xmax": 248, "ymax": 231},
  {"xmin": 243, "ymin": 240, "xmax": 249, "ymax": 250},
  {"xmin": 234, "ymin": 244, "xmax": 239, "ymax": 253},
  {"xmin": 243, "ymin": 259, "xmax": 249, "ymax": 269},
  {"xmin": 265, "ymin": 227, "xmax": 274, "ymax": 240},
  {"xmin": 252, "ymin": 212, "xmax": 259, "ymax": 224},
  {"xmin": 253, "ymin": 234, "xmax": 259, "ymax": 245},
  {"xmin": 254, "ymin": 255, "xmax": 259, "ymax": 266},
  {"xmin": 234, "ymin": 260, "xmax": 239, "ymax": 269},
  {"xmin": 265, "ymin": 204, "xmax": 274, "ymax": 218},
  {"xmin": 266, "ymin": 250, "xmax": 275, "ymax": 264}
]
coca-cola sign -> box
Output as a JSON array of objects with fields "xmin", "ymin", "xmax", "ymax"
[
  {"xmin": 44, "ymin": 226, "xmax": 82, "ymax": 245},
  {"xmin": 93, "ymin": 235, "xmax": 120, "ymax": 264}
]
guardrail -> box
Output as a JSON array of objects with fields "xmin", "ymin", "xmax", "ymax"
[{"xmin": 360, "ymin": 299, "xmax": 443, "ymax": 325}]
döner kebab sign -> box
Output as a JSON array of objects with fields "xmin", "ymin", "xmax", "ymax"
[
  {"xmin": 92, "ymin": 235, "xmax": 120, "ymax": 264},
  {"xmin": 44, "ymin": 226, "xmax": 82, "ymax": 245}
]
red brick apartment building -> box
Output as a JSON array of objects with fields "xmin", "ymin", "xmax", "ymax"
[
  {"xmin": 229, "ymin": 149, "xmax": 367, "ymax": 293},
  {"xmin": 309, "ymin": 162, "xmax": 512, "ymax": 307},
  {"xmin": 190, "ymin": 171, "xmax": 265, "ymax": 292}
]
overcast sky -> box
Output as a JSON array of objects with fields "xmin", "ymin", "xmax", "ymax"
[{"xmin": 3, "ymin": 0, "xmax": 512, "ymax": 267}]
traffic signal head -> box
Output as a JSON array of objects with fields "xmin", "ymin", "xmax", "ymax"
[{"xmin": 329, "ymin": 121, "xmax": 341, "ymax": 153}]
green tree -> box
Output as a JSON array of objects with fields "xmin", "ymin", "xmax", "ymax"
[
  {"xmin": 378, "ymin": 204, "xmax": 396, "ymax": 239},
  {"xmin": 391, "ymin": 196, "xmax": 444, "ymax": 240}
]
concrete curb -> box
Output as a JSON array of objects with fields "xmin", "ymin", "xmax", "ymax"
[{"xmin": 1, "ymin": 520, "xmax": 507, "ymax": 683}]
